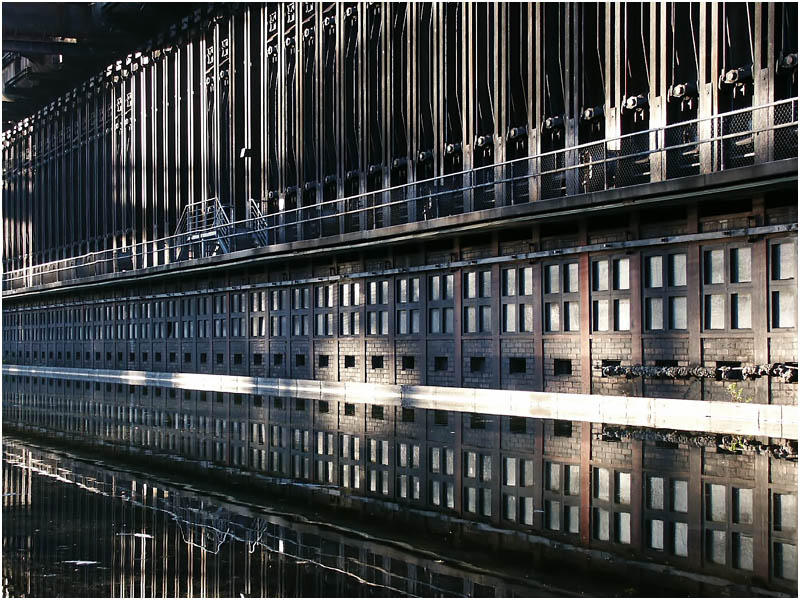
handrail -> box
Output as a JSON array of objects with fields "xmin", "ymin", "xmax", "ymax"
[{"xmin": 3, "ymin": 99, "xmax": 797, "ymax": 290}]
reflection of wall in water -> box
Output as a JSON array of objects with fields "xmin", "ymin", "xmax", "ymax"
[
  {"xmin": 3, "ymin": 376, "xmax": 797, "ymax": 592},
  {"xmin": 3, "ymin": 440, "xmax": 531, "ymax": 598}
]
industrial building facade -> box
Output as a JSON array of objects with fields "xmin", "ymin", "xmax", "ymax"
[{"xmin": 1, "ymin": 2, "xmax": 798, "ymax": 593}]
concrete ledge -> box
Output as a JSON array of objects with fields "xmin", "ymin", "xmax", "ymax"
[{"xmin": 4, "ymin": 364, "xmax": 796, "ymax": 438}]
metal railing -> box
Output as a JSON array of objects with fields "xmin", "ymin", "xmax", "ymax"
[{"xmin": 4, "ymin": 99, "xmax": 797, "ymax": 291}]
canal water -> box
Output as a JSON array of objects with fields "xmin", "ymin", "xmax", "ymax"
[{"xmin": 3, "ymin": 373, "xmax": 797, "ymax": 597}]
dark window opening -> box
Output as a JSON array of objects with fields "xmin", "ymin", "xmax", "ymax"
[
  {"xmin": 253, "ymin": 395, "xmax": 263, "ymax": 407},
  {"xmin": 371, "ymin": 405, "xmax": 384, "ymax": 420},
  {"xmin": 95, "ymin": 352, "xmax": 101, "ymax": 361},
  {"xmin": 318, "ymin": 400, "xmax": 329, "ymax": 413},
  {"xmin": 273, "ymin": 354, "xmax": 283, "ymax": 366},
  {"xmin": 554, "ymin": 420, "xmax": 573, "ymax": 437},
  {"xmin": 345, "ymin": 355, "xmax": 356, "ymax": 368},
  {"xmin": 234, "ymin": 394, "xmax": 243, "ymax": 405},
  {"xmin": 470, "ymin": 356, "xmax": 486, "ymax": 372},
  {"xmin": 601, "ymin": 359, "xmax": 620, "ymax": 376},
  {"xmin": 319, "ymin": 355, "xmax": 330, "ymax": 368},
  {"xmin": 142, "ymin": 352, "xmax": 148, "ymax": 362},
  {"xmin": 554, "ymin": 359, "xmax": 572, "ymax": 376},
  {"xmin": 216, "ymin": 353, "xmax": 224, "ymax": 364},
  {"xmin": 344, "ymin": 403, "xmax": 355, "ymax": 416},
  {"xmin": 200, "ymin": 353, "xmax": 207, "ymax": 364},
  {"xmin": 372, "ymin": 355, "xmax": 384, "ymax": 369},
  {"xmin": 199, "ymin": 391, "xmax": 207, "ymax": 402},
  {"xmin": 233, "ymin": 353, "xmax": 243, "ymax": 365},
  {"xmin": 715, "ymin": 361, "xmax": 742, "ymax": 381},
  {"xmin": 253, "ymin": 353, "xmax": 263, "ymax": 365},
  {"xmin": 510, "ymin": 416, "xmax": 527, "ymax": 434},
  {"xmin": 66, "ymin": 352, "xmax": 71, "ymax": 360},
  {"xmin": 296, "ymin": 354, "xmax": 306, "ymax": 367},
  {"xmin": 273, "ymin": 397, "xmax": 284, "ymax": 409},
  {"xmin": 184, "ymin": 352, "xmax": 192, "ymax": 363},
  {"xmin": 434, "ymin": 410, "xmax": 449, "ymax": 426},
  {"xmin": 295, "ymin": 399, "xmax": 305, "ymax": 411},
  {"xmin": 655, "ymin": 440, "xmax": 679, "ymax": 449},
  {"xmin": 402, "ymin": 355, "xmax": 415, "ymax": 370},
  {"xmin": 434, "ymin": 356, "xmax": 449, "ymax": 371},
  {"xmin": 655, "ymin": 359, "xmax": 678, "ymax": 367},
  {"xmin": 509, "ymin": 357, "xmax": 526, "ymax": 374},
  {"xmin": 470, "ymin": 413, "xmax": 487, "ymax": 429},
  {"xmin": 216, "ymin": 392, "xmax": 224, "ymax": 403},
  {"xmin": 115, "ymin": 352, "xmax": 121, "ymax": 362},
  {"xmin": 401, "ymin": 408, "xmax": 415, "ymax": 422},
  {"xmin": 129, "ymin": 352, "xmax": 135, "ymax": 362}
]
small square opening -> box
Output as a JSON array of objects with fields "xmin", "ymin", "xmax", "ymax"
[
  {"xmin": 142, "ymin": 352, "xmax": 148, "ymax": 362},
  {"xmin": 509, "ymin": 357, "xmax": 526, "ymax": 374},
  {"xmin": 401, "ymin": 408, "xmax": 415, "ymax": 422},
  {"xmin": 253, "ymin": 353, "xmax": 263, "ymax": 366},
  {"xmin": 200, "ymin": 352, "xmax": 207, "ymax": 364},
  {"xmin": 295, "ymin": 399, "xmax": 305, "ymax": 411},
  {"xmin": 216, "ymin": 353, "xmax": 224, "ymax": 364},
  {"xmin": 470, "ymin": 356, "xmax": 486, "ymax": 372},
  {"xmin": 371, "ymin": 405, "xmax": 384, "ymax": 420},
  {"xmin": 554, "ymin": 420, "xmax": 573, "ymax": 437},
  {"xmin": 654, "ymin": 359, "xmax": 678, "ymax": 367},
  {"xmin": 402, "ymin": 355, "xmax": 415, "ymax": 370},
  {"xmin": 344, "ymin": 355, "xmax": 356, "ymax": 368},
  {"xmin": 715, "ymin": 361, "xmax": 742, "ymax": 382},
  {"xmin": 344, "ymin": 403, "xmax": 355, "ymax": 416},
  {"xmin": 371, "ymin": 355, "xmax": 384, "ymax": 369},
  {"xmin": 169, "ymin": 352, "xmax": 177, "ymax": 363},
  {"xmin": 554, "ymin": 359, "xmax": 572, "ymax": 376},
  {"xmin": 434, "ymin": 410, "xmax": 449, "ymax": 426},
  {"xmin": 215, "ymin": 392, "xmax": 224, "ymax": 403},
  {"xmin": 253, "ymin": 395, "xmax": 263, "ymax": 407},
  {"xmin": 470, "ymin": 414, "xmax": 487, "ymax": 429},
  {"xmin": 318, "ymin": 354, "xmax": 329, "ymax": 368},
  {"xmin": 295, "ymin": 354, "xmax": 306, "ymax": 367},
  {"xmin": 233, "ymin": 353, "xmax": 242, "ymax": 365},
  {"xmin": 155, "ymin": 352, "xmax": 162, "ymax": 362},
  {"xmin": 510, "ymin": 416, "xmax": 527, "ymax": 434},
  {"xmin": 318, "ymin": 400, "xmax": 329, "ymax": 413},
  {"xmin": 184, "ymin": 352, "xmax": 192, "ymax": 363},
  {"xmin": 434, "ymin": 356, "xmax": 449, "ymax": 371},
  {"xmin": 273, "ymin": 397, "xmax": 284, "ymax": 409},
  {"xmin": 273, "ymin": 354, "xmax": 283, "ymax": 366}
]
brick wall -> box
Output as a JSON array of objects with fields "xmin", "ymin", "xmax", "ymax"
[
  {"xmin": 701, "ymin": 338, "xmax": 758, "ymax": 403},
  {"xmin": 500, "ymin": 339, "xmax": 536, "ymax": 390},
  {"xmin": 591, "ymin": 336, "xmax": 634, "ymax": 396},
  {"xmin": 543, "ymin": 337, "xmax": 581, "ymax": 394}
]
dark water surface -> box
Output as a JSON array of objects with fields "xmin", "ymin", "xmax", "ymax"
[{"xmin": 2, "ymin": 437, "xmax": 576, "ymax": 598}]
